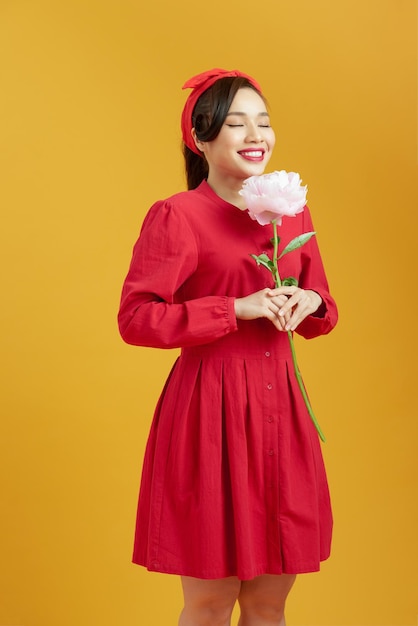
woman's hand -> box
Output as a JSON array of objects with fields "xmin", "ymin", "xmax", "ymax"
[
  {"xmin": 234, "ymin": 288, "xmax": 291, "ymax": 331},
  {"xmin": 274, "ymin": 287, "xmax": 322, "ymax": 331},
  {"xmin": 234, "ymin": 287, "xmax": 322, "ymax": 332}
]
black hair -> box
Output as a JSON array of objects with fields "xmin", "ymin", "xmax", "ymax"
[{"xmin": 183, "ymin": 76, "xmax": 263, "ymax": 190}]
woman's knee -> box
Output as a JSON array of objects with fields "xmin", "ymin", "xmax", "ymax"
[
  {"xmin": 180, "ymin": 576, "xmax": 241, "ymax": 625},
  {"xmin": 238, "ymin": 574, "xmax": 296, "ymax": 623}
]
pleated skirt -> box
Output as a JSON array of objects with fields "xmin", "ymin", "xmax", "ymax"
[{"xmin": 133, "ymin": 325, "xmax": 332, "ymax": 580}]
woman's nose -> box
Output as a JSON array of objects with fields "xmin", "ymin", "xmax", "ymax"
[{"xmin": 245, "ymin": 123, "xmax": 263, "ymax": 142}]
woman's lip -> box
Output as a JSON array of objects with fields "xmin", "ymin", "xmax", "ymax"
[{"xmin": 238, "ymin": 149, "xmax": 265, "ymax": 161}]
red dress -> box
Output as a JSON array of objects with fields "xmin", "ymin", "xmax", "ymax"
[{"xmin": 118, "ymin": 180, "xmax": 338, "ymax": 580}]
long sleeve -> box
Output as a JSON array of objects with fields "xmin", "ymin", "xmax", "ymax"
[
  {"xmin": 295, "ymin": 206, "xmax": 338, "ymax": 339},
  {"xmin": 118, "ymin": 199, "xmax": 238, "ymax": 349}
]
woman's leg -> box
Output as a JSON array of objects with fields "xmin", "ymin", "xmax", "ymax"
[
  {"xmin": 178, "ymin": 575, "xmax": 241, "ymax": 626},
  {"xmin": 237, "ymin": 574, "xmax": 296, "ymax": 626}
]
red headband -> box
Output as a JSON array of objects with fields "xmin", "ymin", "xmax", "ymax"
[{"xmin": 181, "ymin": 68, "xmax": 262, "ymax": 156}]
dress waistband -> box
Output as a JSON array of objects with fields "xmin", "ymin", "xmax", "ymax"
[{"xmin": 182, "ymin": 326, "xmax": 293, "ymax": 360}]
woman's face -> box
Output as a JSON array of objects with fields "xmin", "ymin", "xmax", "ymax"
[{"xmin": 194, "ymin": 87, "xmax": 275, "ymax": 187}]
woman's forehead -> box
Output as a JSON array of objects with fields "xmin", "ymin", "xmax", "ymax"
[{"xmin": 227, "ymin": 88, "xmax": 268, "ymax": 114}]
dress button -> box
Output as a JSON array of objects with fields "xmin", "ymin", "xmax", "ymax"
[
  {"xmin": 267, "ymin": 416, "xmax": 274, "ymax": 423},
  {"xmin": 265, "ymin": 351, "xmax": 271, "ymax": 357},
  {"xmin": 268, "ymin": 449, "xmax": 274, "ymax": 456},
  {"xmin": 267, "ymin": 383, "xmax": 273, "ymax": 390}
]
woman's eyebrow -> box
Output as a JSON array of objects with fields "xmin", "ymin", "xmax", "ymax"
[{"xmin": 226, "ymin": 111, "xmax": 269, "ymax": 117}]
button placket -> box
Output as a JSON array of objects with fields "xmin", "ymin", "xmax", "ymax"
[
  {"xmin": 262, "ymin": 352, "xmax": 276, "ymax": 456},
  {"xmin": 261, "ymin": 350, "xmax": 281, "ymax": 554}
]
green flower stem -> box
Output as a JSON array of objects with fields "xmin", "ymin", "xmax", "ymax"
[
  {"xmin": 272, "ymin": 220, "xmax": 280, "ymax": 287},
  {"xmin": 272, "ymin": 221, "xmax": 326, "ymax": 442},
  {"xmin": 286, "ymin": 329, "xmax": 326, "ymax": 442}
]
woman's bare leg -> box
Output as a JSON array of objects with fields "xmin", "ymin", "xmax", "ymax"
[
  {"xmin": 237, "ymin": 574, "xmax": 296, "ymax": 626},
  {"xmin": 178, "ymin": 575, "xmax": 241, "ymax": 626}
]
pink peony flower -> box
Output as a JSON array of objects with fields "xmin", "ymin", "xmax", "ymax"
[
  {"xmin": 241, "ymin": 171, "xmax": 326, "ymax": 441},
  {"xmin": 239, "ymin": 170, "xmax": 307, "ymax": 226}
]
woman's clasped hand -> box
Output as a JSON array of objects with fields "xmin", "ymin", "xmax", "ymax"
[{"xmin": 234, "ymin": 286, "xmax": 322, "ymax": 332}]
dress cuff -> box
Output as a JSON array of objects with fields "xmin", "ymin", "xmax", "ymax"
[{"xmin": 227, "ymin": 297, "xmax": 238, "ymax": 333}]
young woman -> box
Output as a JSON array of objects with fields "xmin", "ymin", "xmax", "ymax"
[{"xmin": 118, "ymin": 68, "xmax": 338, "ymax": 626}]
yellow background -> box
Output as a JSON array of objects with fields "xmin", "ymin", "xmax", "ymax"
[{"xmin": 1, "ymin": 1, "xmax": 417, "ymax": 624}]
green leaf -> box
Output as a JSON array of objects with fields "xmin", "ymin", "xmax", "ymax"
[
  {"xmin": 250, "ymin": 253, "xmax": 275, "ymax": 272},
  {"xmin": 253, "ymin": 253, "xmax": 271, "ymax": 263},
  {"xmin": 278, "ymin": 231, "xmax": 316, "ymax": 259},
  {"xmin": 282, "ymin": 276, "xmax": 299, "ymax": 287}
]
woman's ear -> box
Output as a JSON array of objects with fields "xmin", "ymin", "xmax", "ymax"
[{"xmin": 191, "ymin": 128, "xmax": 205, "ymax": 153}]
